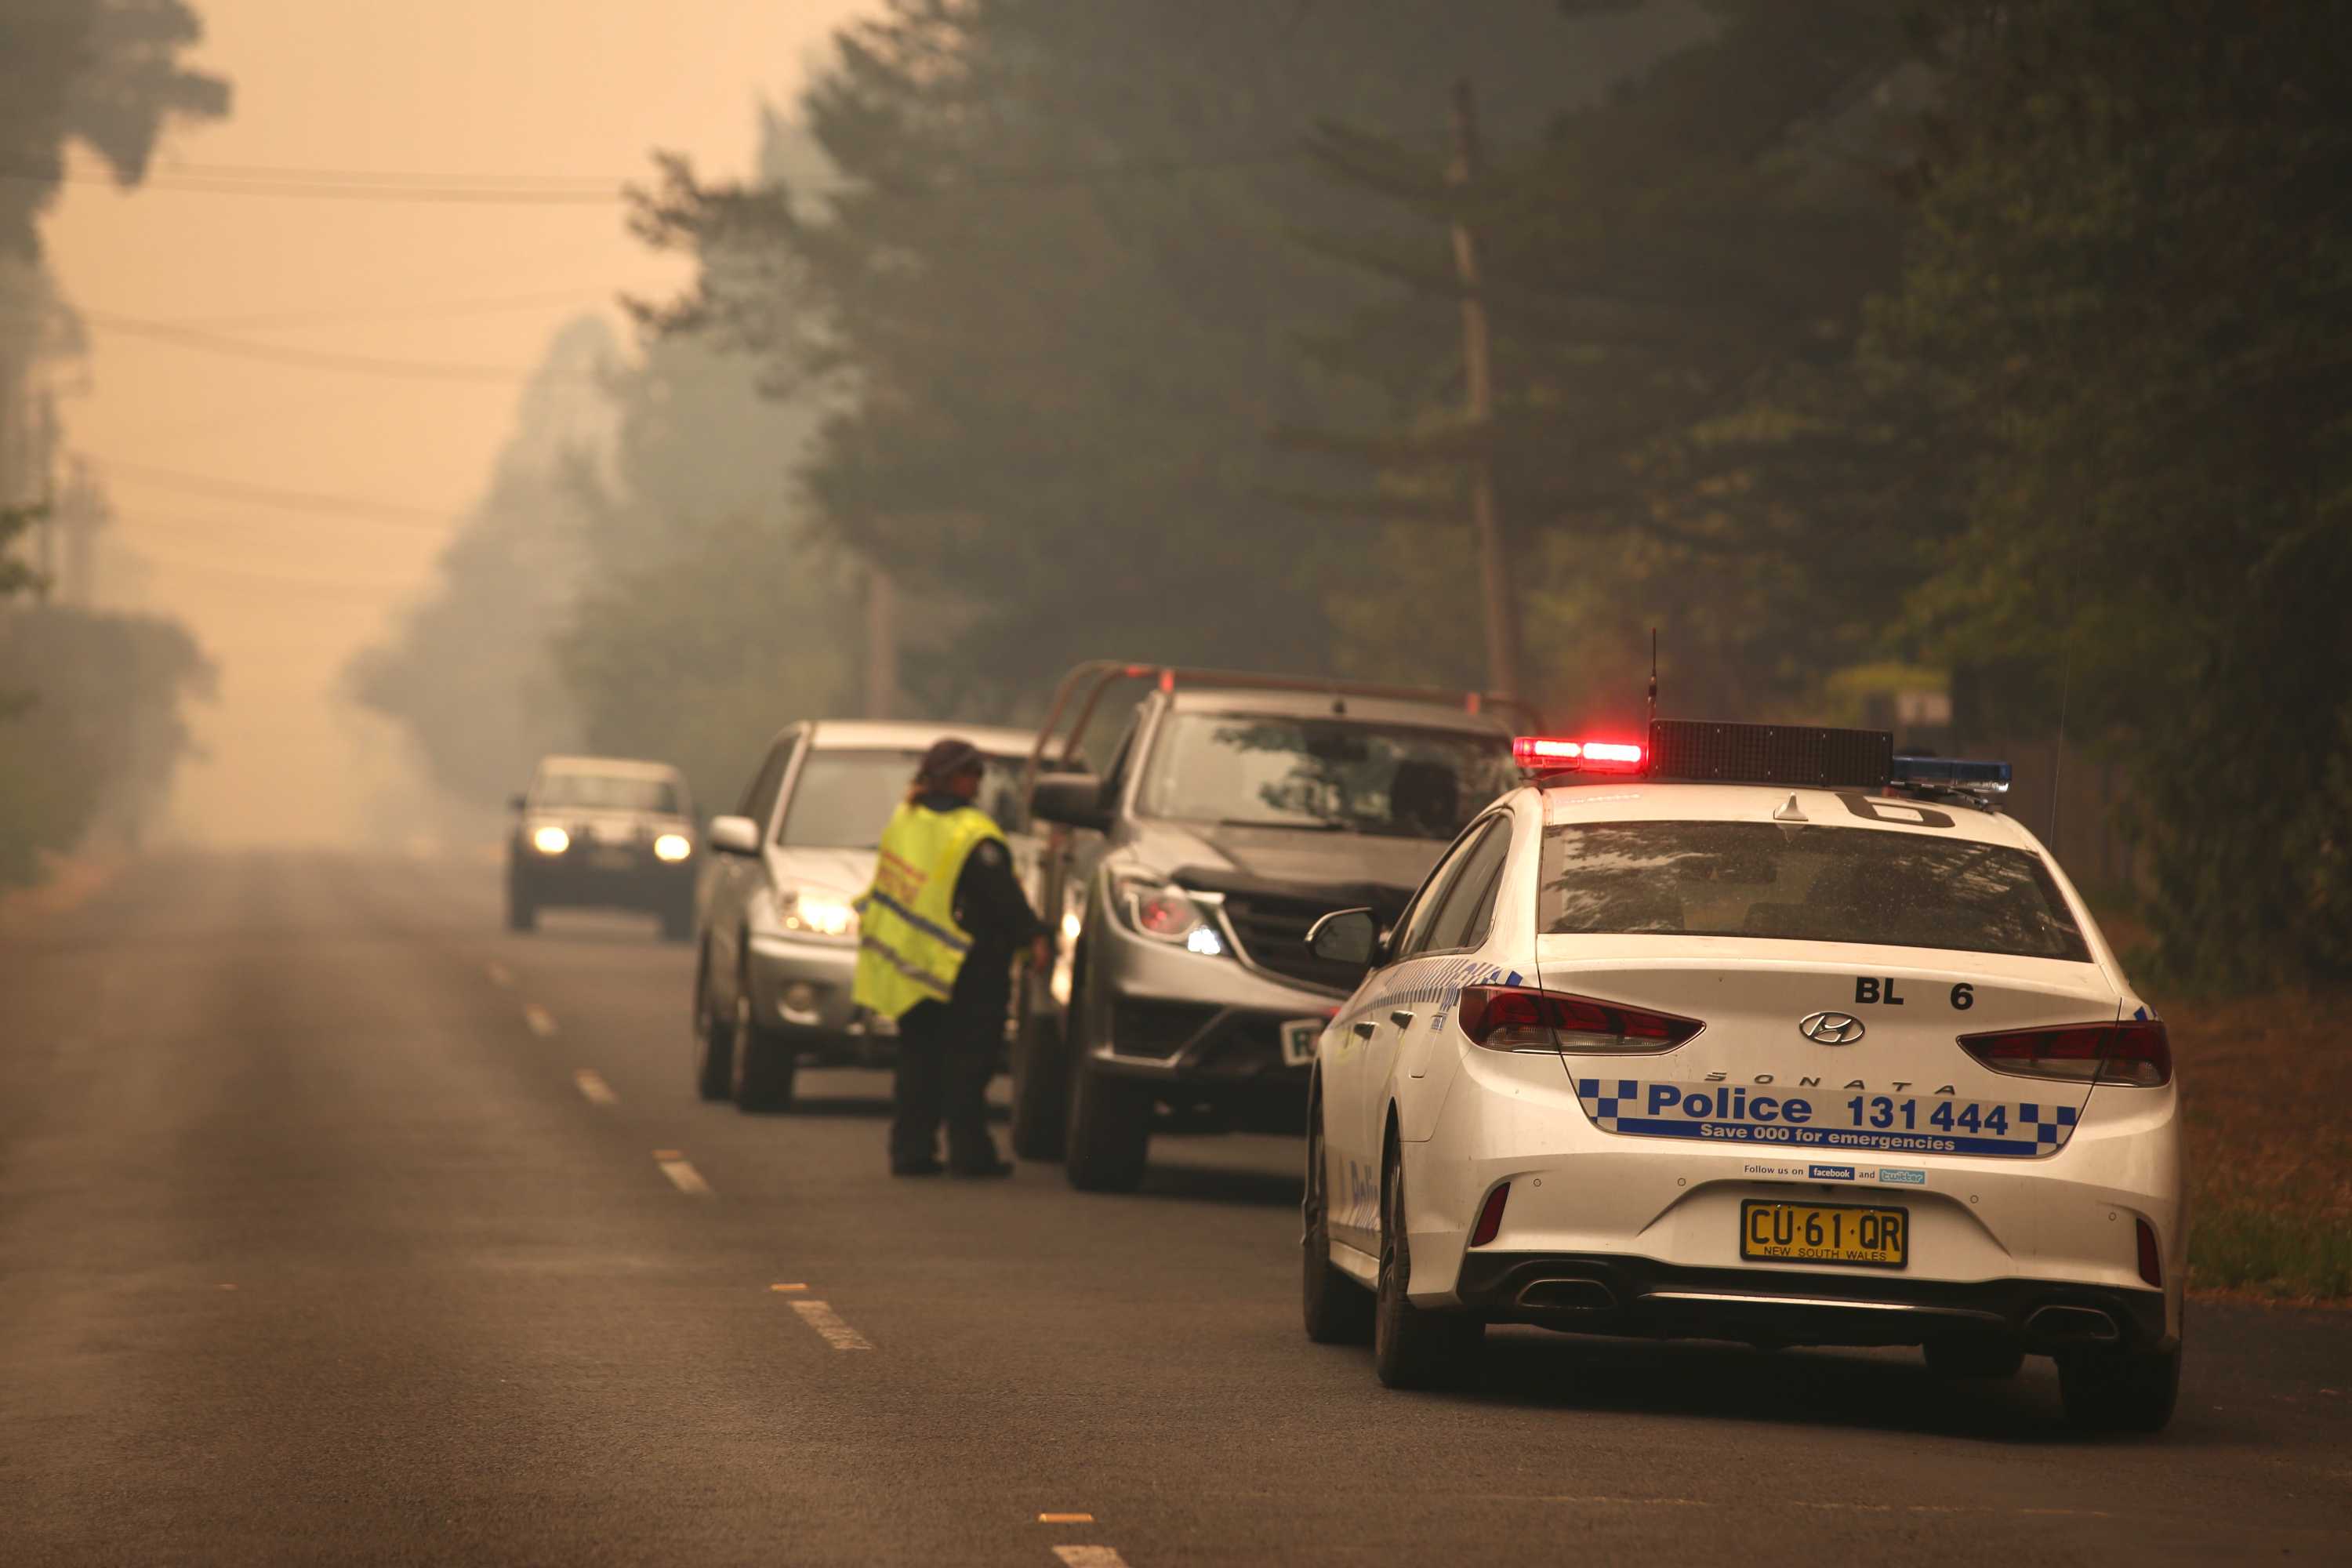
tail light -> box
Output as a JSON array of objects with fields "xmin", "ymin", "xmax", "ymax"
[
  {"xmin": 1455, "ymin": 985, "xmax": 1704, "ymax": 1055},
  {"xmin": 1470, "ymin": 1183, "xmax": 1510, "ymax": 1247},
  {"xmin": 2136, "ymin": 1218, "xmax": 2162, "ymax": 1288},
  {"xmin": 1959, "ymin": 1018, "xmax": 2172, "ymax": 1087}
]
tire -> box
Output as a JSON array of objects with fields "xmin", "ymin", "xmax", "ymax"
[
  {"xmin": 1373, "ymin": 1152, "xmax": 1483, "ymax": 1389},
  {"xmin": 1302, "ymin": 1094, "xmax": 1373, "ymax": 1345},
  {"xmin": 1064, "ymin": 1055, "xmax": 1151, "ymax": 1192},
  {"xmin": 2058, "ymin": 1343, "xmax": 2180, "ymax": 1434},
  {"xmin": 730, "ymin": 985, "xmax": 797, "ymax": 1112},
  {"xmin": 1925, "ymin": 1335, "xmax": 2026, "ymax": 1380},
  {"xmin": 1009, "ymin": 1009, "xmax": 1071, "ymax": 1162},
  {"xmin": 659, "ymin": 902, "xmax": 693, "ymax": 944},
  {"xmin": 691, "ymin": 951, "xmax": 733, "ymax": 1102}
]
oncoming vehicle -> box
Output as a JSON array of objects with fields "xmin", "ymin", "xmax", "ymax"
[
  {"xmin": 1018, "ymin": 662, "xmax": 1522, "ymax": 1192},
  {"xmin": 506, "ymin": 756, "xmax": 698, "ymax": 939},
  {"xmin": 1299, "ymin": 721, "xmax": 2183, "ymax": 1433},
  {"xmin": 691, "ymin": 720, "xmax": 1038, "ymax": 1112}
]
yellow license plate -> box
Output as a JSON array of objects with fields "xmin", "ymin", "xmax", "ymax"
[{"xmin": 1740, "ymin": 1200, "xmax": 1907, "ymax": 1269}]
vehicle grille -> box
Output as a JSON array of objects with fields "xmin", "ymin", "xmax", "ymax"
[{"xmin": 1220, "ymin": 893, "xmax": 1364, "ymax": 993}]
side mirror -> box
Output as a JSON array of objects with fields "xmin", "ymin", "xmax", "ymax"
[
  {"xmin": 1029, "ymin": 771, "xmax": 1112, "ymax": 833},
  {"xmin": 707, "ymin": 815, "xmax": 761, "ymax": 857},
  {"xmin": 1305, "ymin": 906, "xmax": 1381, "ymax": 969},
  {"xmin": 507, "ymin": 793, "xmax": 528, "ymax": 813}
]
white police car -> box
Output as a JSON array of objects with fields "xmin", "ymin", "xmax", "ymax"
[{"xmin": 1299, "ymin": 720, "xmax": 2182, "ymax": 1432}]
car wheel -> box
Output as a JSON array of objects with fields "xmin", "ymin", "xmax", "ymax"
[
  {"xmin": 1302, "ymin": 1093, "xmax": 1373, "ymax": 1345},
  {"xmin": 1373, "ymin": 1152, "xmax": 1482, "ymax": 1389},
  {"xmin": 692, "ymin": 950, "xmax": 733, "ymax": 1102},
  {"xmin": 1063, "ymin": 1057, "xmax": 1150, "ymax": 1193},
  {"xmin": 1009, "ymin": 1009, "xmax": 1071, "ymax": 1162},
  {"xmin": 506, "ymin": 874, "xmax": 536, "ymax": 933},
  {"xmin": 2058, "ymin": 1342, "xmax": 2180, "ymax": 1434},
  {"xmin": 659, "ymin": 902, "xmax": 693, "ymax": 944},
  {"xmin": 1925, "ymin": 1335, "xmax": 2026, "ymax": 1380},
  {"xmin": 730, "ymin": 985, "xmax": 797, "ymax": 1112}
]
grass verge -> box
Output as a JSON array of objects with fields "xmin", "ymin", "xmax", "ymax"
[{"xmin": 2161, "ymin": 985, "xmax": 2352, "ymax": 1303}]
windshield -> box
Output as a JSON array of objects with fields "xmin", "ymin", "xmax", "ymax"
[
  {"xmin": 779, "ymin": 750, "xmax": 1025, "ymax": 848},
  {"xmin": 535, "ymin": 772, "xmax": 681, "ymax": 814},
  {"xmin": 1540, "ymin": 820, "xmax": 2092, "ymax": 962},
  {"xmin": 1137, "ymin": 713, "xmax": 1512, "ymax": 839}
]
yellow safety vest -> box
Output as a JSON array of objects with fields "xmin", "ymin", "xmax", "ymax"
[{"xmin": 851, "ymin": 800, "xmax": 1007, "ymax": 1019}]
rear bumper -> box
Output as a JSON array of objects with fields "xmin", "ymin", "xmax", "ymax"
[{"xmin": 1453, "ymin": 1251, "xmax": 2172, "ymax": 1353}]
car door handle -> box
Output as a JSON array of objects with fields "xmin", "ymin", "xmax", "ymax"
[
  {"xmin": 1390, "ymin": 1009, "xmax": 1416, "ymax": 1027},
  {"xmin": 1352, "ymin": 1021, "xmax": 1377, "ymax": 1040}
]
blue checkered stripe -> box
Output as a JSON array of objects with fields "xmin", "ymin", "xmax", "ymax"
[
  {"xmin": 1577, "ymin": 1078, "xmax": 1642, "ymax": 1133},
  {"xmin": 2015, "ymin": 1102, "xmax": 2080, "ymax": 1148}
]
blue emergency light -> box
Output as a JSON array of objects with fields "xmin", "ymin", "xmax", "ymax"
[{"xmin": 1889, "ymin": 755, "xmax": 2013, "ymax": 793}]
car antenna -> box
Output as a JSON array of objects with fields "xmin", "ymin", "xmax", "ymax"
[
  {"xmin": 2047, "ymin": 648, "xmax": 2070, "ymax": 845},
  {"xmin": 1647, "ymin": 627, "xmax": 1659, "ymax": 727}
]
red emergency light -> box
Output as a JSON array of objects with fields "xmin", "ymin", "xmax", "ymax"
[{"xmin": 1512, "ymin": 736, "xmax": 1646, "ymax": 775}]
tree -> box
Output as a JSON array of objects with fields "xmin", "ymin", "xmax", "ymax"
[
  {"xmin": 1878, "ymin": 0, "xmax": 2352, "ymax": 982},
  {"xmin": 1293, "ymin": 0, "xmax": 1949, "ymax": 720},
  {"xmin": 0, "ymin": 0, "xmax": 230, "ymax": 261},
  {"xmin": 629, "ymin": 1, "xmax": 1679, "ymax": 716}
]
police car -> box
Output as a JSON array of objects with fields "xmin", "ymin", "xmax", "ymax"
[{"xmin": 1299, "ymin": 720, "xmax": 2182, "ymax": 1432}]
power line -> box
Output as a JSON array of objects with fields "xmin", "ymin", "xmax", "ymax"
[
  {"xmin": 117, "ymin": 542, "xmax": 423, "ymax": 597},
  {"xmin": 79, "ymin": 311, "xmax": 558, "ymax": 384},
  {"xmin": 147, "ymin": 158, "xmax": 625, "ymax": 188},
  {"xmin": 180, "ymin": 286, "xmax": 612, "ymax": 333},
  {"xmin": 80, "ymin": 456, "xmax": 456, "ymax": 528},
  {"xmin": 2, "ymin": 144, "xmax": 1315, "ymax": 207}
]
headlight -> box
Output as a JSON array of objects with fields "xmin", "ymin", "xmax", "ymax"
[
  {"xmin": 782, "ymin": 890, "xmax": 858, "ymax": 938},
  {"xmin": 652, "ymin": 833, "xmax": 691, "ymax": 862},
  {"xmin": 1111, "ymin": 872, "xmax": 1225, "ymax": 956},
  {"xmin": 531, "ymin": 825, "xmax": 570, "ymax": 855}
]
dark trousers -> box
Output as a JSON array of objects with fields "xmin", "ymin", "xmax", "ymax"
[{"xmin": 891, "ymin": 1000, "xmax": 999, "ymax": 1171}]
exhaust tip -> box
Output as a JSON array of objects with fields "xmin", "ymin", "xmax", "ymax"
[
  {"xmin": 2027, "ymin": 1305, "xmax": 2120, "ymax": 1342},
  {"xmin": 1515, "ymin": 1277, "xmax": 1617, "ymax": 1312}
]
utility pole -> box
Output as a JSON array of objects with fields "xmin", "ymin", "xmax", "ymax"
[
  {"xmin": 863, "ymin": 564, "xmax": 898, "ymax": 720},
  {"xmin": 1448, "ymin": 76, "xmax": 1522, "ymax": 700}
]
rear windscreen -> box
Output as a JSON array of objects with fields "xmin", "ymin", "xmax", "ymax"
[{"xmin": 1540, "ymin": 820, "xmax": 2092, "ymax": 962}]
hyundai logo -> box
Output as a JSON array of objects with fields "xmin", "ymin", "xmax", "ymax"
[{"xmin": 1799, "ymin": 1011, "xmax": 1866, "ymax": 1045}]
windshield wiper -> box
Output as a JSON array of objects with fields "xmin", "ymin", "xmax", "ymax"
[{"xmin": 1215, "ymin": 817, "xmax": 1346, "ymax": 832}]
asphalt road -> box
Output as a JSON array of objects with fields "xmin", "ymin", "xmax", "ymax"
[{"xmin": 4, "ymin": 851, "xmax": 2348, "ymax": 1566}]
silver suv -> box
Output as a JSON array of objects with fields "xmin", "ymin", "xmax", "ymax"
[
  {"xmin": 691, "ymin": 719, "xmax": 1038, "ymax": 1111},
  {"xmin": 1014, "ymin": 665, "xmax": 1523, "ymax": 1190}
]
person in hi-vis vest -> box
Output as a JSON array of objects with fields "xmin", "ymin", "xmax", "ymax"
[{"xmin": 853, "ymin": 737, "xmax": 1049, "ymax": 1177}]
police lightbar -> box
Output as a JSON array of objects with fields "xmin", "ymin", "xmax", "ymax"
[
  {"xmin": 1890, "ymin": 755, "xmax": 2012, "ymax": 793},
  {"xmin": 1512, "ymin": 736, "xmax": 1646, "ymax": 775}
]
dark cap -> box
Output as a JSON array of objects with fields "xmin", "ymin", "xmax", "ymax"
[{"xmin": 915, "ymin": 736, "xmax": 985, "ymax": 787}]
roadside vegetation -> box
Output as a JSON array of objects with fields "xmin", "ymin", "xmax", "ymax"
[
  {"xmin": 347, "ymin": 3, "xmax": 2346, "ymax": 1013},
  {"xmin": 2167, "ymin": 987, "xmax": 2352, "ymax": 1303},
  {"xmin": 0, "ymin": 2, "xmax": 227, "ymax": 885}
]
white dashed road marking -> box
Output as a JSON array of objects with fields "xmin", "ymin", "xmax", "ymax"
[
  {"xmin": 1051, "ymin": 1548, "xmax": 1131, "ymax": 1568},
  {"xmin": 652, "ymin": 1150, "xmax": 711, "ymax": 1195},
  {"xmin": 523, "ymin": 1003, "xmax": 557, "ymax": 1037},
  {"xmin": 789, "ymin": 1300, "xmax": 873, "ymax": 1351},
  {"xmin": 573, "ymin": 1069, "xmax": 617, "ymax": 1105},
  {"xmin": 487, "ymin": 963, "xmax": 513, "ymax": 987}
]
